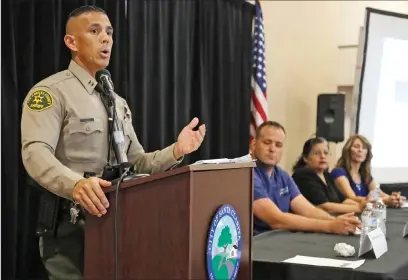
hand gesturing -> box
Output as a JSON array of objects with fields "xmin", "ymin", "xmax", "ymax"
[{"xmin": 173, "ymin": 117, "xmax": 206, "ymax": 159}]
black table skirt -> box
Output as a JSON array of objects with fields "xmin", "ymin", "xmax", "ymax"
[{"xmin": 253, "ymin": 208, "xmax": 408, "ymax": 280}]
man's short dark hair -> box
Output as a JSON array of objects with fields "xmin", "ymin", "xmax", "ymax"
[
  {"xmin": 68, "ymin": 5, "xmax": 106, "ymax": 19},
  {"xmin": 255, "ymin": 121, "xmax": 286, "ymax": 139}
]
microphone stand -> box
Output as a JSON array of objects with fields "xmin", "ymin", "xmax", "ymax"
[
  {"xmin": 99, "ymin": 84, "xmax": 149, "ymax": 280},
  {"xmin": 103, "ymin": 90, "xmax": 149, "ymax": 183}
]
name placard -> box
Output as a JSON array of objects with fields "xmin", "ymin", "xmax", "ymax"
[{"xmin": 358, "ymin": 228, "xmax": 387, "ymax": 259}]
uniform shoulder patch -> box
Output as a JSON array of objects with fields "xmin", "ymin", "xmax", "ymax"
[{"xmin": 26, "ymin": 88, "xmax": 54, "ymax": 112}]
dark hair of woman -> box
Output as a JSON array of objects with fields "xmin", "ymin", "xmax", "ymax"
[{"xmin": 292, "ymin": 137, "xmax": 328, "ymax": 172}]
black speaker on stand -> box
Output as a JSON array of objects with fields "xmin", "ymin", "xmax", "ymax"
[{"xmin": 316, "ymin": 93, "xmax": 345, "ymax": 143}]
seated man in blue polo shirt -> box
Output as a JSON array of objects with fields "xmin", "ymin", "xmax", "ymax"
[{"xmin": 251, "ymin": 121, "xmax": 360, "ymax": 236}]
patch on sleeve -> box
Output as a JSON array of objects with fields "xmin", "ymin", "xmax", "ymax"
[{"xmin": 26, "ymin": 88, "xmax": 54, "ymax": 112}]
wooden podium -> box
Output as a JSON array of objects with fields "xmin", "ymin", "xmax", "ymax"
[{"xmin": 84, "ymin": 162, "xmax": 255, "ymax": 280}]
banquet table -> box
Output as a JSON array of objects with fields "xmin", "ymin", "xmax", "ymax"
[{"xmin": 253, "ymin": 208, "xmax": 408, "ymax": 280}]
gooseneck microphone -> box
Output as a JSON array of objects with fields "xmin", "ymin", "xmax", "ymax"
[
  {"xmin": 96, "ymin": 69, "xmax": 131, "ymax": 280},
  {"xmin": 96, "ymin": 69, "xmax": 130, "ymax": 167},
  {"xmin": 96, "ymin": 69, "xmax": 115, "ymax": 92},
  {"xmin": 96, "ymin": 70, "xmax": 151, "ymax": 280}
]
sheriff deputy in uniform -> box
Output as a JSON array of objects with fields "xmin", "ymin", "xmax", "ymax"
[{"xmin": 21, "ymin": 5, "xmax": 206, "ymax": 280}]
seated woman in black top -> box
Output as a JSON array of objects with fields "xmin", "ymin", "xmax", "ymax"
[{"xmin": 292, "ymin": 137, "xmax": 366, "ymax": 214}]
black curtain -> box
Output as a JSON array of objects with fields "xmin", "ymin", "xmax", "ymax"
[
  {"xmin": 125, "ymin": 0, "xmax": 254, "ymax": 162},
  {"xmin": 1, "ymin": 0, "xmax": 254, "ymax": 279}
]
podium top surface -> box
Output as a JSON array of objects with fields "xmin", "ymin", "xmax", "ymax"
[{"xmin": 105, "ymin": 161, "xmax": 256, "ymax": 193}]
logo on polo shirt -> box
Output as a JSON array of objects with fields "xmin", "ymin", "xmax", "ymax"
[
  {"xmin": 280, "ymin": 186, "xmax": 289, "ymax": 196},
  {"xmin": 206, "ymin": 204, "xmax": 242, "ymax": 280}
]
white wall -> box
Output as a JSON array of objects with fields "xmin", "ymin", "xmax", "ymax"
[{"xmin": 261, "ymin": 1, "xmax": 408, "ymax": 172}]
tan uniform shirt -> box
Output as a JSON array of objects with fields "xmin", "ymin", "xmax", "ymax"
[{"xmin": 21, "ymin": 60, "xmax": 181, "ymax": 200}]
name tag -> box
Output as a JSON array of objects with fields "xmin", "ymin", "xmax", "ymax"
[{"xmin": 80, "ymin": 118, "xmax": 95, "ymax": 123}]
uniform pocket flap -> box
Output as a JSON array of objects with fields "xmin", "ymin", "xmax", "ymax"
[{"xmin": 67, "ymin": 118, "xmax": 104, "ymax": 135}]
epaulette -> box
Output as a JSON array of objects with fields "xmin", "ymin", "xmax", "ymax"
[{"xmin": 32, "ymin": 70, "xmax": 74, "ymax": 88}]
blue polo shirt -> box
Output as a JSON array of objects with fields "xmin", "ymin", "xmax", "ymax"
[
  {"xmin": 253, "ymin": 164, "xmax": 301, "ymax": 235},
  {"xmin": 330, "ymin": 168, "xmax": 371, "ymax": 197}
]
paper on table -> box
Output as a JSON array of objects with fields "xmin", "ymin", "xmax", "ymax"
[
  {"xmin": 401, "ymin": 201, "xmax": 408, "ymax": 208},
  {"xmin": 283, "ymin": 255, "xmax": 365, "ymax": 269},
  {"xmin": 192, "ymin": 154, "xmax": 254, "ymax": 165},
  {"xmin": 192, "ymin": 158, "xmax": 230, "ymax": 164}
]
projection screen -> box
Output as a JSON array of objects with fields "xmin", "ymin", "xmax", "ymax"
[{"xmin": 356, "ymin": 8, "xmax": 408, "ymax": 184}]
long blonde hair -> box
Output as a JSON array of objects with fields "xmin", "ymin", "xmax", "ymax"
[{"xmin": 335, "ymin": 134, "xmax": 373, "ymax": 184}]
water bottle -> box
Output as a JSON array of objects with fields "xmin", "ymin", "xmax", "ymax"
[
  {"xmin": 360, "ymin": 203, "xmax": 378, "ymax": 245},
  {"xmin": 369, "ymin": 184, "xmax": 387, "ymax": 236}
]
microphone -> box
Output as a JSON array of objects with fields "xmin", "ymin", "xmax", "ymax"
[
  {"xmin": 96, "ymin": 69, "xmax": 130, "ymax": 167},
  {"xmin": 96, "ymin": 69, "xmax": 115, "ymax": 94}
]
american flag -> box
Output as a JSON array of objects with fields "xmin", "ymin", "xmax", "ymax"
[{"xmin": 250, "ymin": 0, "xmax": 268, "ymax": 140}]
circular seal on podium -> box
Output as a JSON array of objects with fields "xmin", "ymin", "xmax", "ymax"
[{"xmin": 206, "ymin": 204, "xmax": 242, "ymax": 280}]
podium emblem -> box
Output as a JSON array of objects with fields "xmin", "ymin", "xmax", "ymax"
[{"xmin": 206, "ymin": 204, "xmax": 242, "ymax": 280}]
